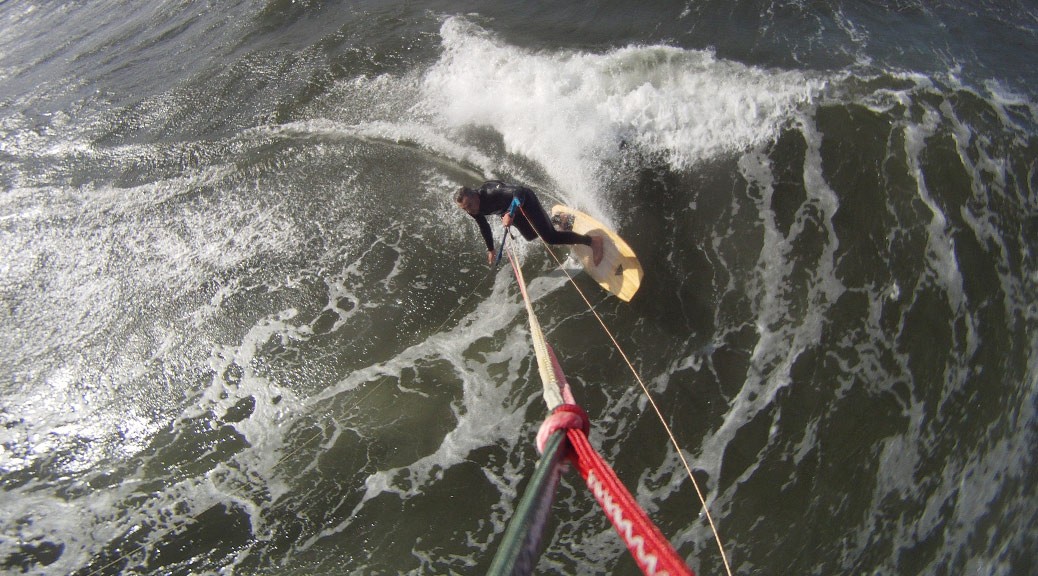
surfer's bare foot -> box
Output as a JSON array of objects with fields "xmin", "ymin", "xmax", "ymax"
[{"xmin": 591, "ymin": 235, "xmax": 604, "ymax": 266}]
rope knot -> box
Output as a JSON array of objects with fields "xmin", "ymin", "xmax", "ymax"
[{"xmin": 536, "ymin": 404, "xmax": 590, "ymax": 455}]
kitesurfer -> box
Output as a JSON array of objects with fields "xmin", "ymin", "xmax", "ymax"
[{"xmin": 455, "ymin": 181, "xmax": 603, "ymax": 266}]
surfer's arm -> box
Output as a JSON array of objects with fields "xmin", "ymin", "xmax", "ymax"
[{"xmin": 474, "ymin": 214, "xmax": 495, "ymax": 253}]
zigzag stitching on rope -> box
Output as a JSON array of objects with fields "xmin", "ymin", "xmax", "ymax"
[{"xmin": 586, "ymin": 469, "xmax": 668, "ymax": 576}]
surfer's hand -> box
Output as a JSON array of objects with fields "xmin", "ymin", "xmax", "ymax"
[
  {"xmin": 487, "ymin": 250, "xmax": 495, "ymax": 265},
  {"xmin": 501, "ymin": 213, "xmax": 512, "ymax": 227}
]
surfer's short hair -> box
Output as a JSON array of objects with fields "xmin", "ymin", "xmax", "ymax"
[{"xmin": 455, "ymin": 186, "xmax": 475, "ymax": 203}]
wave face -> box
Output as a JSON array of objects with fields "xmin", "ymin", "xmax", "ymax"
[{"xmin": 1, "ymin": 2, "xmax": 1035, "ymax": 574}]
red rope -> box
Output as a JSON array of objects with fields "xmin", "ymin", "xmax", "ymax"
[
  {"xmin": 567, "ymin": 427, "xmax": 695, "ymax": 576},
  {"xmin": 534, "ymin": 404, "xmax": 694, "ymax": 576}
]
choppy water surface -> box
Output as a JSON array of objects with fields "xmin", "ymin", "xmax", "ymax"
[{"xmin": 1, "ymin": 1, "xmax": 1035, "ymax": 574}]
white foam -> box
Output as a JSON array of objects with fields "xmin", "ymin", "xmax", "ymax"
[
  {"xmin": 902, "ymin": 102, "xmax": 967, "ymax": 314},
  {"xmin": 982, "ymin": 79, "xmax": 1038, "ymax": 135},
  {"xmin": 421, "ymin": 16, "xmax": 826, "ymax": 221}
]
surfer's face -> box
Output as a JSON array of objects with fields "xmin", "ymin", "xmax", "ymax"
[{"xmin": 457, "ymin": 193, "xmax": 479, "ymax": 215}]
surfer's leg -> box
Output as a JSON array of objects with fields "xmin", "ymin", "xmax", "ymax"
[
  {"xmin": 514, "ymin": 216, "xmax": 537, "ymax": 241},
  {"xmin": 519, "ymin": 195, "xmax": 603, "ymax": 264},
  {"xmin": 522, "ymin": 195, "xmax": 591, "ymax": 247}
]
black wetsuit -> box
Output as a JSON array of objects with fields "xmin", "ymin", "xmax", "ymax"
[{"xmin": 468, "ymin": 181, "xmax": 592, "ymax": 252}]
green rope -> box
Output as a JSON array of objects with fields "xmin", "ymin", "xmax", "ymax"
[{"xmin": 487, "ymin": 431, "xmax": 568, "ymax": 575}]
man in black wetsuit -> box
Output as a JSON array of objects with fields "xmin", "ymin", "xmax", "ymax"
[{"xmin": 455, "ymin": 180, "xmax": 603, "ymax": 266}]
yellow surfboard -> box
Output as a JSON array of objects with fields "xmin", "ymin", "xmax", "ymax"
[{"xmin": 550, "ymin": 205, "xmax": 643, "ymax": 302}]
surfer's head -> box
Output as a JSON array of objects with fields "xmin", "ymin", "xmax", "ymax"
[{"xmin": 455, "ymin": 186, "xmax": 479, "ymax": 215}]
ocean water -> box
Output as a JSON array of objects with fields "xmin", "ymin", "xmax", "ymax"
[{"xmin": 1, "ymin": 1, "xmax": 1035, "ymax": 574}]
